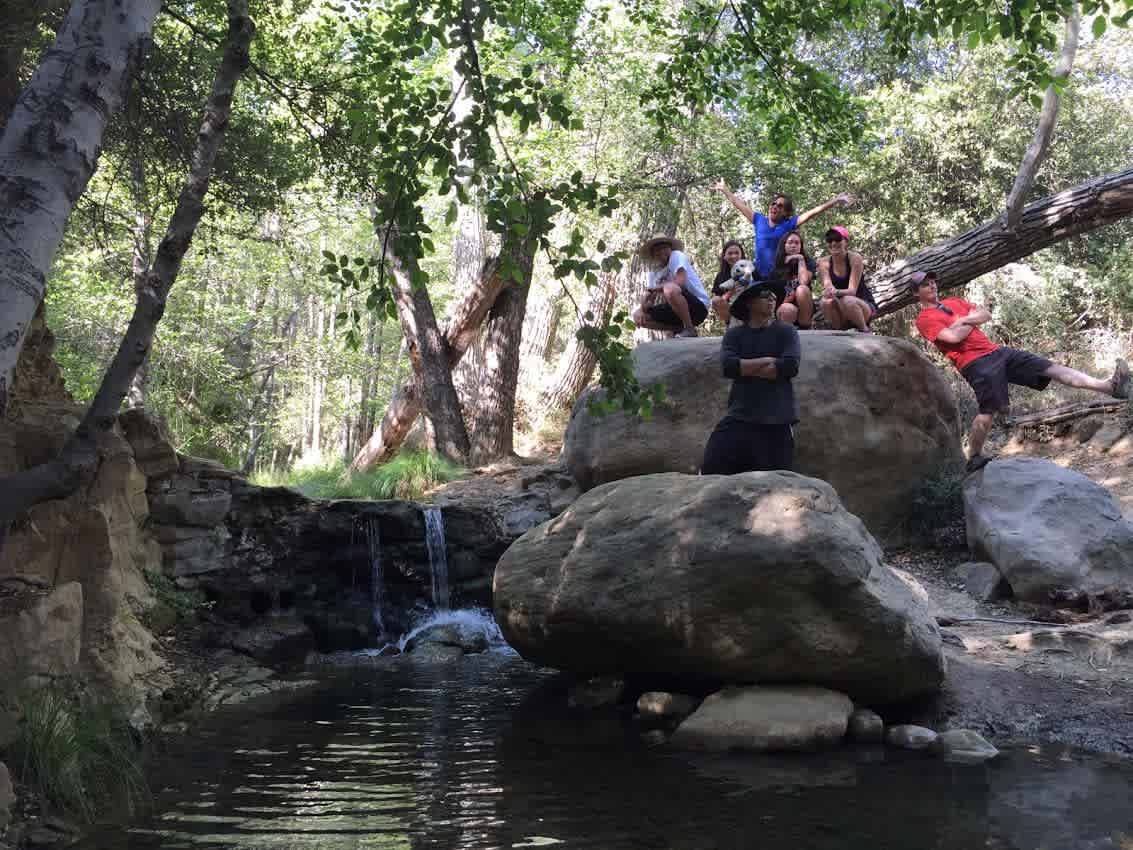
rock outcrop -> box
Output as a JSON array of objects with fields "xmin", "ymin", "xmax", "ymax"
[
  {"xmin": 494, "ymin": 471, "xmax": 945, "ymax": 704},
  {"xmin": 563, "ymin": 333, "xmax": 962, "ymax": 538},
  {"xmin": 964, "ymin": 458, "xmax": 1133, "ymax": 601}
]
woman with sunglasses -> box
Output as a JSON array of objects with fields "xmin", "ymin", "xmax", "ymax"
[
  {"xmin": 769, "ymin": 230, "xmax": 816, "ymax": 329},
  {"xmin": 710, "ymin": 239, "xmax": 747, "ymax": 324},
  {"xmin": 818, "ymin": 226, "xmax": 877, "ymax": 332}
]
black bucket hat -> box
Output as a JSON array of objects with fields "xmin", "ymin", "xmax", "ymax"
[{"xmin": 731, "ymin": 279, "xmax": 785, "ymax": 322}]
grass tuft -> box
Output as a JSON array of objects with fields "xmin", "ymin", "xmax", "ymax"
[
  {"xmin": 13, "ymin": 683, "xmax": 148, "ymax": 821},
  {"xmin": 250, "ymin": 452, "xmax": 464, "ymax": 501},
  {"xmin": 903, "ymin": 464, "xmax": 966, "ymax": 545}
]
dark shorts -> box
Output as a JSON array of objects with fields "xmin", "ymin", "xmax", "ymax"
[
  {"xmin": 960, "ymin": 347, "xmax": 1054, "ymax": 414},
  {"xmin": 701, "ymin": 419, "xmax": 795, "ymax": 475},
  {"xmin": 646, "ymin": 287, "xmax": 709, "ymax": 328}
]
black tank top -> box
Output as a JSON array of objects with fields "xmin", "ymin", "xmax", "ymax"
[{"xmin": 828, "ymin": 254, "xmax": 874, "ymax": 304}]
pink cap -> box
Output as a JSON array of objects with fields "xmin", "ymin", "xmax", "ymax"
[{"xmin": 824, "ymin": 225, "xmax": 850, "ymax": 242}]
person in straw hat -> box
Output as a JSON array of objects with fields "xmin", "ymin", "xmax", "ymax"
[
  {"xmin": 701, "ymin": 276, "xmax": 799, "ymax": 474},
  {"xmin": 632, "ymin": 234, "xmax": 710, "ymax": 339}
]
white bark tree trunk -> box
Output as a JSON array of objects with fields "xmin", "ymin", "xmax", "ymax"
[
  {"xmin": 0, "ymin": 0, "xmax": 163, "ymax": 415},
  {"xmin": 0, "ymin": 0, "xmax": 254, "ymax": 525}
]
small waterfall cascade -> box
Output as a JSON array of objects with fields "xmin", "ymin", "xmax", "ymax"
[
  {"xmin": 423, "ymin": 507, "xmax": 450, "ymax": 610},
  {"xmin": 365, "ymin": 517, "xmax": 385, "ymax": 635}
]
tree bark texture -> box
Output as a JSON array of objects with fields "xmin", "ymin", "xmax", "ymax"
[
  {"xmin": 463, "ymin": 243, "xmax": 535, "ymax": 465},
  {"xmin": 538, "ymin": 267, "xmax": 619, "ymax": 413},
  {"xmin": 348, "ymin": 255, "xmax": 506, "ymax": 471},
  {"xmin": 1003, "ymin": 7, "xmax": 1080, "ymax": 229},
  {"xmin": 872, "ymin": 166, "xmax": 1133, "ymax": 317},
  {"xmin": 0, "ymin": 0, "xmax": 164, "ymax": 416},
  {"xmin": 383, "ymin": 235, "xmax": 471, "ymax": 463},
  {"xmin": 0, "ymin": 0, "xmax": 254, "ymax": 526}
]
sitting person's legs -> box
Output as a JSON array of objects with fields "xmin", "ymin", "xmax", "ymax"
[
  {"xmin": 793, "ymin": 286, "xmax": 814, "ymax": 329},
  {"xmin": 820, "ymin": 295, "xmax": 844, "ymax": 328}
]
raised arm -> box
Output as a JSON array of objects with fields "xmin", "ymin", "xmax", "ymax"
[
  {"xmin": 796, "ymin": 191, "xmax": 855, "ymax": 227},
  {"xmin": 714, "ymin": 179, "xmax": 756, "ymax": 224}
]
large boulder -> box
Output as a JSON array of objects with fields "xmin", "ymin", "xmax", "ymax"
[
  {"xmin": 563, "ymin": 333, "xmax": 962, "ymax": 537},
  {"xmin": 963, "ymin": 458, "xmax": 1133, "ymax": 601},
  {"xmin": 494, "ymin": 471, "xmax": 944, "ymax": 704}
]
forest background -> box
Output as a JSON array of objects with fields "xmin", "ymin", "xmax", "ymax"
[{"xmin": 9, "ymin": 0, "xmax": 1133, "ymax": 497}]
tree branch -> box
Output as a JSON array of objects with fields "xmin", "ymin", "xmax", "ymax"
[{"xmin": 1003, "ymin": 6, "xmax": 1080, "ymax": 229}]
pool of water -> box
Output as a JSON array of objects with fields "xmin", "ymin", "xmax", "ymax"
[{"xmin": 81, "ymin": 655, "xmax": 1133, "ymax": 849}]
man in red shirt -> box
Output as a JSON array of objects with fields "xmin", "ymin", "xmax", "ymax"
[{"xmin": 912, "ymin": 271, "xmax": 1130, "ymax": 472}]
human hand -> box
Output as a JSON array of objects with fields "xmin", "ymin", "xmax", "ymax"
[
  {"xmin": 823, "ymin": 286, "xmax": 836, "ymax": 299},
  {"xmin": 713, "ymin": 179, "xmax": 730, "ymax": 194},
  {"xmin": 836, "ymin": 192, "xmax": 856, "ymax": 207}
]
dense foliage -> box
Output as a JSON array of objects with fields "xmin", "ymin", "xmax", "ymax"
[{"xmin": 28, "ymin": 0, "xmax": 1133, "ymax": 475}]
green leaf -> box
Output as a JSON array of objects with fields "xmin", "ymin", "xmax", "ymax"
[{"xmin": 1092, "ymin": 14, "xmax": 1107, "ymax": 36}]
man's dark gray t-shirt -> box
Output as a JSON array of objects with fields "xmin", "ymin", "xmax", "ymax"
[{"xmin": 720, "ymin": 321, "xmax": 800, "ymax": 424}]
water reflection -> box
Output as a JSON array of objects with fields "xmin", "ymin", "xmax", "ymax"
[{"xmin": 79, "ymin": 656, "xmax": 1133, "ymax": 849}]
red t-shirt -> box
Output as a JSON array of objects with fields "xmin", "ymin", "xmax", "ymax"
[{"xmin": 915, "ymin": 297, "xmax": 998, "ymax": 370}]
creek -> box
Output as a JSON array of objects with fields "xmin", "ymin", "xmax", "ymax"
[{"xmin": 77, "ymin": 648, "xmax": 1133, "ymax": 850}]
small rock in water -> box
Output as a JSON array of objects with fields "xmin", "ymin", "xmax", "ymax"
[
  {"xmin": 405, "ymin": 623, "xmax": 489, "ymax": 655},
  {"xmin": 636, "ymin": 691, "xmax": 700, "ymax": 720},
  {"xmin": 639, "ymin": 729, "xmax": 669, "ymax": 748},
  {"xmin": 885, "ymin": 724, "xmax": 938, "ymax": 750},
  {"xmin": 408, "ymin": 643, "xmax": 465, "ymax": 663},
  {"xmin": 931, "ymin": 729, "xmax": 999, "ymax": 763},
  {"xmin": 567, "ymin": 675, "xmax": 626, "ymax": 709},
  {"xmin": 846, "ymin": 708, "xmax": 884, "ymax": 744}
]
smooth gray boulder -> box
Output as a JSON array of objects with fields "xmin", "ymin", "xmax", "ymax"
[
  {"xmin": 847, "ymin": 708, "xmax": 885, "ymax": 744},
  {"xmin": 563, "ymin": 333, "xmax": 962, "ymax": 537},
  {"xmin": 494, "ymin": 471, "xmax": 945, "ymax": 704},
  {"xmin": 964, "ymin": 458, "xmax": 1133, "ymax": 601},
  {"xmin": 670, "ymin": 686, "xmax": 853, "ymax": 752}
]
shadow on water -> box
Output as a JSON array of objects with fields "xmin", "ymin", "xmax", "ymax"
[{"xmin": 79, "ymin": 656, "xmax": 1133, "ymax": 849}]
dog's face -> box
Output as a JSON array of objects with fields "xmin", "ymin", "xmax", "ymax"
[{"xmin": 730, "ymin": 259, "xmax": 756, "ymax": 286}]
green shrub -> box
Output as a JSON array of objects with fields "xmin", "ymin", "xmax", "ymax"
[
  {"xmin": 902, "ymin": 465, "xmax": 965, "ymax": 544},
  {"xmin": 250, "ymin": 452, "xmax": 464, "ymax": 501},
  {"xmin": 13, "ymin": 684, "xmax": 148, "ymax": 821}
]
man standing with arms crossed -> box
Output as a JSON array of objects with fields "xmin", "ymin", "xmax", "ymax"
[
  {"xmin": 714, "ymin": 180, "xmax": 856, "ymax": 280},
  {"xmin": 911, "ymin": 270, "xmax": 1130, "ymax": 473}
]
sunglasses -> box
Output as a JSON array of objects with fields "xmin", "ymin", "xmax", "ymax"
[{"xmin": 770, "ymin": 201, "xmax": 785, "ymax": 209}]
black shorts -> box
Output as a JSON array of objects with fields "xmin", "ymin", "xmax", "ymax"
[
  {"xmin": 960, "ymin": 347, "xmax": 1054, "ymax": 414},
  {"xmin": 701, "ymin": 418, "xmax": 795, "ymax": 475},
  {"xmin": 646, "ymin": 287, "xmax": 709, "ymax": 328}
]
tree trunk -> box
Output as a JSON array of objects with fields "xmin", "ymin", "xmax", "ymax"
[
  {"xmin": 0, "ymin": 0, "xmax": 164, "ymax": 416},
  {"xmin": 348, "ymin": 255, "xmax": 506, "ymax": 471},
  {"xmin": 873, "ymin": 166, "xmax": 1133, "ymax": 317},
  {"xmin": 464, "ymin": 243, "xmax": 535, "ymax": 465},
  {"xmin": 383, "ymin": 234, "xmax": 471, "ymax": 463},
  {"xmin": 0, "ymin": 0, "xmax": 254, "ymax": 525},
  {"xmin": 126, "ymin": 89, "xmax": 153, "ymax": 410},
  {"xmin": 1003, "ymin": 8, "xmax": 1080, "ymax": 229},
  {"xmin": 539, "ymin": 267, "xmax": 619, "ymax": 413},
  {"xmin": 517, "ymin": 287, "xmax": 565, "ymax": 389}
]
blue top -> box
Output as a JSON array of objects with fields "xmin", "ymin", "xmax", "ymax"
[
  {"xmin": 752, "ymin": 212, "xmax": 799, "ymax": 279},
  {"xmin": 647, "ymin": 249, "xmax": 710, "ymax": 307}
]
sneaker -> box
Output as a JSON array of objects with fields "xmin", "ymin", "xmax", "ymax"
[
  {"xmin": 1110, "ymin": 358, "xmax": 1131, "ymax": 399},
  {"xmin": 965, "ymin": 454, "xmax": 991, "ymax": 474},
  {"xmin": 676, "ymin": 327, "xmax": 698, "ymax": 339}
]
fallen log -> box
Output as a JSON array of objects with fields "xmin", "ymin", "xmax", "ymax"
[{"xmin": 1004, "ymin": 398, "xmax": 1124, "ymax": 429}]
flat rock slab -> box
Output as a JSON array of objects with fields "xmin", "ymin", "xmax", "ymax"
[{"xmin": 670, "ymin": 686, "xmax": 853, "ymax": 752}]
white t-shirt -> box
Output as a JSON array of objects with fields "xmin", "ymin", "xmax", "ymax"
[{"xmin": 647, "ymin": 250, "xmax": 709, "ymax": 307}]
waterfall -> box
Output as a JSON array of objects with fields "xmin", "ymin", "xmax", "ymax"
[
  {"xmin": 365, "ymin": 517, "xmax": 385, "ymax": 635},
  {"xmin": 423, "ymin": 507, "xmax": 450, "ymax": 610}
]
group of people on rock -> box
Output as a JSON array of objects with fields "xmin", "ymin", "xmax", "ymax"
[{"xmin": 633, "ymin": 181, "xmax": 1132, "ymax": 477}]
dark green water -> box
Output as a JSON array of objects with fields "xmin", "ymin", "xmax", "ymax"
[{"xmin": 81, "ymin": 655, "xmax": 1133, "ymax": 849}]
